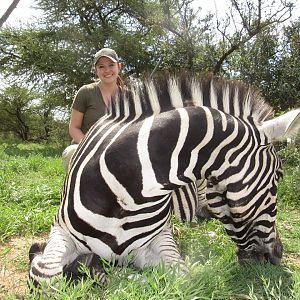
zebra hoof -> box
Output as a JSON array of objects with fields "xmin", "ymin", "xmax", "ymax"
[{"xmin": 63, "ymin": 253, "xmax": 106, "ymax": 285}]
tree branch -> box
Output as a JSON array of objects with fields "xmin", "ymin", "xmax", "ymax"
[
  {"xmin": 213, "ymin": 0, "xmax": 293, "ymax": 74},
  {"xmin": 0, "ymin": 0, "xmax": 21, "ymax": 27}
]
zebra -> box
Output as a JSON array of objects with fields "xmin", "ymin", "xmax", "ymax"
[{"xmin": 29, "ymin": 73, "xmax": 300, "ymax": 284}]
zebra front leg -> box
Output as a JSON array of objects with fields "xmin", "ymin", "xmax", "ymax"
[
  {"xmin": 132, "ymin": 227, "xmax": 187, "ymax": 272},
  {"xmin": 29, "ymin": 224, "xmax": 85, "ymax": 285}
]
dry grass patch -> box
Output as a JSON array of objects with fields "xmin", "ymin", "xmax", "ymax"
[{"xmin": 0, "ymin": 235, "xmax": 47, "ymax": 298}]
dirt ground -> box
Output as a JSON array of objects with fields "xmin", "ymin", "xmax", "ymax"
[{"xmin": 0, "ymin": 235, "xmax": 46, "ymax": 299}]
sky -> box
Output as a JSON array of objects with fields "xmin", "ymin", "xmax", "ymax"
[
  {"xmin": 0, "ymin": 0, "xmax": 43, "ymax": 26},
  {"xmin": 0, "ymin": 0, "xmax": 228, "ymax": 26},
  {"xmin": 0, "ymin": 0, "xmax": 299, "ymax": 27}
]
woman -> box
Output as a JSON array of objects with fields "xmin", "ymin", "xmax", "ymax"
[{"xmin": 62, "ymin": 48, "xmax": 122, "ymax": 172}]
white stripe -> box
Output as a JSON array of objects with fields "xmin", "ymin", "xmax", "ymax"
[
  {"xmin": 233, "ymin": 87, "xmax": 240, "ymax": 116},
  {"xmin": 201, "ymin": 113, "xmax": 239, "ymax": 172},
  {"xmin": 138, "ymin": 116, "xmax": 170, "ymax": 197},
  {"xmin": 221, "ymin": 85, "xmax": 229, "ymax": 131},
  {"xmin": 146, "ymin": 80, "xmax": 160, "ymax": 114},
  {"xmin": 170, "ymin": 190, "xmax": 180, "ymax": 218},
  {"xmin": 223, "ymin": 84, "xmax": 230, "ymax": 114},
  {"xmin": 124, "ymin": 93, "xmax": 130, "ymax": 117},
  {"xmin": 242, "ymin": 89, "xmax": 252, "ymax": 119},
  {"xmin": 191, "ymin": 78, "xmax": 203, "ymax": 106},
  {"xmin": 132, "ymin": 85, "xmax": 143, "ymax": 116},
  {"xmin": 210, "ymin": 80, "xmax": 218, "ymax": 109},
  {"xmin": 169, "ymin": 108, "xmax": 189, "ymax": 185},
  {"xmin": 168, "ymin": 77, "xmax": 183, "ymax": 108},
  {"xmin": 221, "ymin": 111, "xmax": 228, "ymax": 131},
  {"xmin": 179, "ymin": 187, "xmax": 190, "ymax": 221},
  {"xmin": 183, "ymin": 106, "xmax": 214, "ymax": 180}
]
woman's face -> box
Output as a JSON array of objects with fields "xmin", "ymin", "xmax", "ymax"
[{"xmin": 95, "ymin": 56, "xmax": 121, "ymax": 84}]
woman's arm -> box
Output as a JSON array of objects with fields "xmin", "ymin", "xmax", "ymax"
[{"xmin": 69, "ymin": 109, "xmax": 85, "ymax": 143}]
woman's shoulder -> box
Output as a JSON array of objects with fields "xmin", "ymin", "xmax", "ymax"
[
  {"xmin": 75, "ymin": 82, "xmax": 99, "ymax": 98},
  {"xmin": 78, "ymin": 82, "xmax": 98, "ymax": 92},
  {"xmin": 74, "ymin": 82, "xmax": 98, "ymax": 104}
]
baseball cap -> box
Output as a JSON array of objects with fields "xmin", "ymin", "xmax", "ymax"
[{"xmin": 94, "ymin": 48, "xmax": 119, "ymax": 65}]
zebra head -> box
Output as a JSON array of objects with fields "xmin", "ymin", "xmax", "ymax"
[{"xmin": 206, "ymin": 109, "xmax": 300, "ymax": 265}]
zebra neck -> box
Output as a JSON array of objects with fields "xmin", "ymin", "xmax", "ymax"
[{"xmin": 136, "ymin": 105, "xmax": 247, "ymax": 198}]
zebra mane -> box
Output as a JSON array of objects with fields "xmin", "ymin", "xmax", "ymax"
[{"xmin": 110, "ymin": 73, "xmax": 273, "ymax": 123}]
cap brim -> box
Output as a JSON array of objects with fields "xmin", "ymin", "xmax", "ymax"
[{"xmin": 96, "ymin": 55, "xmax": 117, "ymax": 64}]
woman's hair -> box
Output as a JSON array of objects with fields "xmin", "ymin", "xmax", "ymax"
[{"xmin": 116, "ymin": 75, "xmax": 124, "ymax": 88}]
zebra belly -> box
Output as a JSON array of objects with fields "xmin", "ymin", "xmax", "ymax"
[{"xmin": 58, "ymin": 198, "xmax": 171, "ymax": 262}]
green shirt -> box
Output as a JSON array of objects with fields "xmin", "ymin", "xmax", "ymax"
[{"xmin": 72, "ymin": 82, "xmax": 106, "ymax": 134}]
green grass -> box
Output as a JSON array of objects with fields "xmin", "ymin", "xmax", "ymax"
[
  {"xmin": 0, "ymin": 140, "xmax": 300, "ymax": 299},
  {"xmin": 0, "ymin": 141, "xmax": 65, "ymax": 241}
]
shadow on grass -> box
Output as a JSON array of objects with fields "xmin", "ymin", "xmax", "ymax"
[
  {"xmin": 183, "ymin": 259, "xmax": 295, "ymax": 299},
  {"xmin": 2, "ymin": 142, "xmax": 67, "ymax": 158},
  {"xmin": 226, "ymin": 262, "xmax": 294, "ymax": 299}
]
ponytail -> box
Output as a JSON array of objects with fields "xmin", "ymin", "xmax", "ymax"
[{"xmin": 117, "ymin": 75, "xmax": 124, "ymax": 88}]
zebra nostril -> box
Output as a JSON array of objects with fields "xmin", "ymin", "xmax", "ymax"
[
  {"xmin": 266, "ymin": 252, "xmax": 282, "ymax": 265},
  {"xmin": 268, "ymin": 238, "xmax": 283, "ymax": 265},
  {"xmin": 274, "ymin": 238, "xmax": 283, "ymax": 259},
  {"xmin": 237, "ymin": 246, "xmax": 281, "ymax": 265}
]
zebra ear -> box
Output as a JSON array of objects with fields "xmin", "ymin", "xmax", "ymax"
[{"xmin": 261, "ymin": 109, "xmax": 300, "ymax": 142}]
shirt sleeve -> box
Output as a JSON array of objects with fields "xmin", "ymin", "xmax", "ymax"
[{"xmin": 72, "ymin": 85, "xmax": 87, "ymax": 113}]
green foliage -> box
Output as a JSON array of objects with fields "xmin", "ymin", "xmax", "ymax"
[
  {"xmin": 0, "ymin": 84, "xmax": 71, "ymax": 142},
  {"xmin": 0, "ymin": 0, "xmax": 299, "ymax": 141},
  {"xmin": 229, "ymin": 27, "xmax": 280, "ymax": 88},
  {"xmin": 0, "ymin": 84, "xmax": 36, "ymax": 140},
  {"xmin": 277, "ymin": 143, "xmax": 300, "ymax": 207},
  {"xmin": 228, "ymin": 20, "xmax": 300, "ymax": 110},
  {"xmin": 277, "ymin": 20, "xmax": 300, "ymax": 109}
]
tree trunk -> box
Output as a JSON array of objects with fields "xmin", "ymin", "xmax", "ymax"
[{"xmin": 0, "ymin": 0, "xmax": 21, "ymax": 27}]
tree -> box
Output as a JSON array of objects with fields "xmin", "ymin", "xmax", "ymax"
[
  {"xmin": 1, "ymin": 0, "xmax": 295, "ymax": 81},
  {"xmin": 0, "ymin": 84, "xmax": 35, "ymax": 140},
  {"xmin": 227, "ymin": 18, "xmax": 300, "ymax": 110},
  {"xmin": 229, "ymin": 26, "xmax": 281, "ymax": 90},
  {"xmin": 0, "ymin": 0, "xmax": 298, "ymax": 142},
  {"xmin": 147, "ymin": 0, "xmax": 216, "ymax": 72},
  {"xmin": 0, "ymin": 84, "xmax": 69, "ymax": 141},
  {"xmin": 275, "ymin": 19, "xmax": 300, "ymax": 110},
  {"xmin": 213, "ymin": 0, "xmax": 294, "ymax": 75}
]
